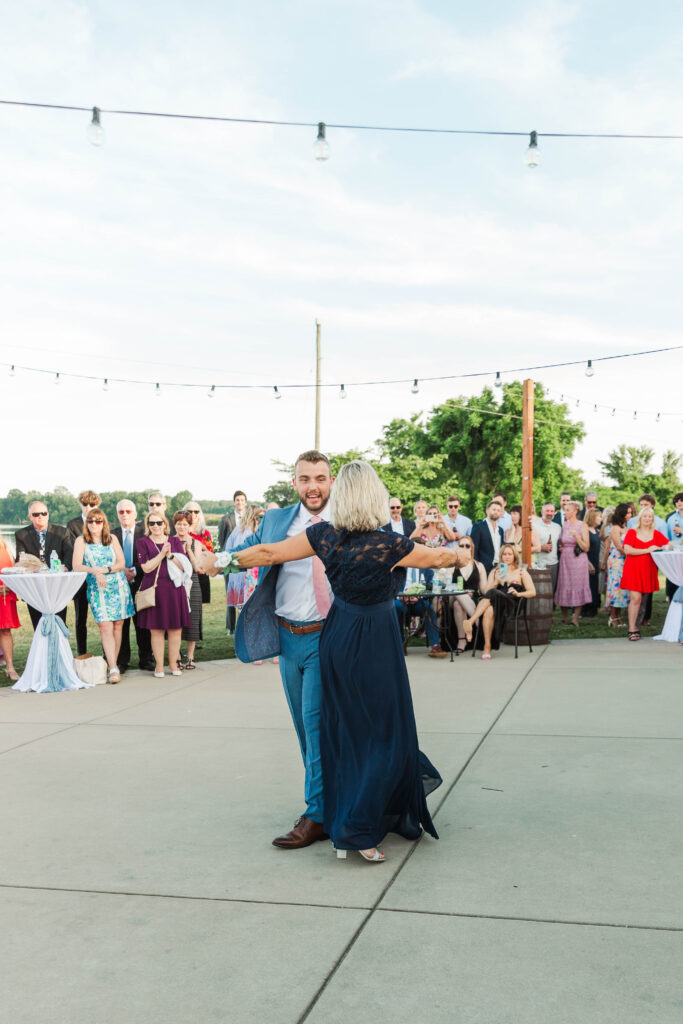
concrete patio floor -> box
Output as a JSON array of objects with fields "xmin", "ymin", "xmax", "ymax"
[{"xmin": 1, "ymin": 637, "xmax": 682, "ymax": 1023}]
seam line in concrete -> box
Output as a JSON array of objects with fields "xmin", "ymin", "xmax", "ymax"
[
  {"xmin": 296, "ymin": 646, "xmax": 550, "ymax": 1022},
  {"xmin": 375, "ymin": 906, "xmax": 683, "ymax": 932}
]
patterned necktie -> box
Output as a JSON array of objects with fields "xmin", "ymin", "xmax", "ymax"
[
  {"xmin": 309, "ymin": 515, "xmax": 331, "ymax": 618},
  {"xmin": 123, "ymin": 530, "xmax": 133, "ymax": 567},
  {"xmin": 38, "ymin": 531, "xmax": 46, "ymax": 562}
]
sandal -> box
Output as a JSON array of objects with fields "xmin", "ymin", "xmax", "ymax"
[
  {"xmin": 628, "ymin": 631, "xmax": 641, "ymax": 642},
  {"xmin": 185, "ymin": 659, "xmax": 196, "ymax": 670}
]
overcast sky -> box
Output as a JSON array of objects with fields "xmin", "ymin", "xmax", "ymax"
[{"xmin": 2, "ymin": 0, "xmax": 682, "ymax": 503}]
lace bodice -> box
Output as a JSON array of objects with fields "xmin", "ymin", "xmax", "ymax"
[{"xmin": 306, "ymin": 523, "xmax": 414, "ymax": 605}]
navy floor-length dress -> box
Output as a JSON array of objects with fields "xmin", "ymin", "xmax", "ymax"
[{"xmin": 306, "ymin": 522, "xmax": 442, "ymax": 851}]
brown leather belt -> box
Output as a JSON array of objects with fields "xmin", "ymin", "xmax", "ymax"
[{"xmin": 278, "ymin": 617, "xmax": 324, "ymax": 635}]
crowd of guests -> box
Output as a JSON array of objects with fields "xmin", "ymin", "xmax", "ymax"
[{"xmin": 1, "ymin": 484, "xmax": 680, "ymax": 682}]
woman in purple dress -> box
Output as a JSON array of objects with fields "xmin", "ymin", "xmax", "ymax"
[
  {"xmin": 136, "ymin": 512, "xmax": 191, "ymax": 678},
  {"xmin": 555, "ymin": 500, "xmax": 591, "ymax": 626}
]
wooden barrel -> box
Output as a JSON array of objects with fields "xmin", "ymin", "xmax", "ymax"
[{"xmin": 503, "ymin": 567, "xmax": 554, "ymax": 646}]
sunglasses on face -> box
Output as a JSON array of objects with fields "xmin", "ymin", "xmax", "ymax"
[
  {"xmin": 87, "ymin": 519, "xmax": 104, "ymax": 525},
  {"xmin": 448, "ymin": 504, "xmax": 459, "ymax": 508},
  {"xmin": 30, "ymin": 512, "xmax": 48, "ymax": 517},
  {"xmin": 389, "ymin": 506, "xmax": 401, "ymax": 511},
  {"xmin": 149, "ymin": 502, "xmax": 163, "ymax": 507},
  {"xmin": 186, "ymin": 511, "xmax": 199, "ymax": 516},
  {"xmin": 148, "ymin": 520, "xmax": 164, "ymax": 527},
  {"xmin": 458, "ymin": 543, "xmax": 472, "ymax": 549}
]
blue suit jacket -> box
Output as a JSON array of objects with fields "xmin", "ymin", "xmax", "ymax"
[
  {"xmin": 232, "ymin": 503, "xmax": 300, "ymax": 663},
  {"xmin": 470, "ymin": 519, "xmax": 505, "ymax": 576}
]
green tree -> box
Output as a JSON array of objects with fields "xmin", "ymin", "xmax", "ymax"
[{"xmin": 598, "ymin": 445, "xmax": 655, "ymax": 492}]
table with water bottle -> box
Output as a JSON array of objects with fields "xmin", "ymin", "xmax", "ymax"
[{"xmin": 397, "ymin": 570, "xmax": 473, "ymax": 661}]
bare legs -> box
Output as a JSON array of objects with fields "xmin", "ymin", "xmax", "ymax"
[
  {"xmin": 462, "ymin": 598, "xmax": 496, "ymax": 655},
  {"xmin": 452, "ymin": 595, "xmax": 475, "ymax": 651},
  {"xmin": 559, "ymin": 606, "xmax": 581, "ymax": 627},
  {"xmin": 0, "ymin": 629, "xmax": 18, "ymax": 680},
  {"xmin": 98, "ymin": 620, "xmax": 123, "ymax": 670},
  {"xmin": 151, "ymin": 628, "xmax": 182, "ymax": 674},
  {"xmin": 627, "ymin": 591, "xmax": 642, "ymax": 634}
]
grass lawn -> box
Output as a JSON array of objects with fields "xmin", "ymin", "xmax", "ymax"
[{"xmin": 0, "ymin": 575, "xmax": 672, "ymax": 686}]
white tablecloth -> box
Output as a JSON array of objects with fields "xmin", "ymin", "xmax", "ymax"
[
  {"xmin": 0, "ymin": 571, "xmax": 92, "ymax": 692},
  {"xmin": 652, "ymin": 551, "xmax": 683, "ymax": 643}
]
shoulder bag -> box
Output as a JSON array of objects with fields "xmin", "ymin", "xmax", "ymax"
[{"xmin": 135, "ymin": 560, "xmax": 162, "ymax": 611}]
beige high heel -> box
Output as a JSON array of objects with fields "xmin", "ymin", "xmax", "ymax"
[{"xmin": 336, "ymin": 848, "xmax": 385, "ymax": 862}]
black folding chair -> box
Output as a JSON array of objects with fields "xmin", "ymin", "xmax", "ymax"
[{"xmin": 471, "ymin": 595, "xmax": 533, "ymax": 658}]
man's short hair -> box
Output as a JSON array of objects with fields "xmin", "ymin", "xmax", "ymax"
[
  {"xmin": 639, "ymin": 493, "xmax": 656, "ymax": 506},
  {"xmin": 672, "ymin": 492, "xmax": 683, "ymax": 505},
  {"xmin": 487, "ymin": 500, "xmax": 504, "ymax": 512},
  {"xmin": 542, "ymin": 501, "xmax": 555, "ymax": 510},
  {"xmin": 233, "ymin": 490, "xmax": 246, "ymax": 501},
  {"xmin": 585, "ymin": 491, "xmax": 598, "ymax": 500},
  {"xmin": 492, "ymin": 490, "xmax": 507, "ymax": 502},
  {"xmin": 148, "ymin": 491, "xmax": 165, "ymax": 503},
  {"xmin": 294, "ymin": 450, "xmax": 331, "ymax": 473},
  {"xmin": 448, "ymin": 495, "xmax": 461, "ymax": 504},
  {"xmin": 78, "ymin": 490, "xmax": 101, "ymax": 506},
  {"xmin": 27, "ymin": 499, "xmax": 47, "ymax": 514},
  {"xmin": 116, "ymin": 499, "xmax": 137, "ymax": 514},
  {"xmin": 560, "ymin": 491, "xmax": 571, "ymax": 498}
]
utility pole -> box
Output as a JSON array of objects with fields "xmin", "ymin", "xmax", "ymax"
[
  {"xmin": 314, "ymin": 320, "xmax": 321, "ymax": 450},
  {"xmin": 522, "ymin": 378, "xmax": 534, "ymax": 567}
]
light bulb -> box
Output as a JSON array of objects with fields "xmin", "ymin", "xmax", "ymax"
[
  {"xmin": 313, "ymin": 122, "xmax": 330, "ymax": 161},
  {"xmin": 339, "ymin": 384, "xmax": 347, "ymax": 399},
  {"xmin": 208, "ymin": 385, "xmax": 216, "ymax": 398},
  {"xmin": 494, "ymin": 371, "xmax": 502, "ymax": 389},
  {"xmin": 593, "ymin": 404, "xmax": 597, "ymax": 412},
  {"xmin": 411, "ymin": 379, "xmax": 419, "ymax": 394},
  {"xmin": 155, "ymin": 383, "xmax": 161, "ymax": 399},
  {"xmin": 585, "ymin": 360, "xmax": 594, "ymax": 378},
  {"xmin": 633, "ymin": 411, "xmax": 637, "ymax": 420},
  {"xmin": 525, "ymin": 130, "xmax": 540, "ymax": 168},
  {"xmin": 55, "ymin": 372, "xmax": 61, "ymax": 385},
  {"xmin": 103, "ymin": 378, "xmax": 109, "ymax": 391},
  {"xmin": 273, "ymin": 386, "xmax": 282, "ymax": 399},
  {"xmin": 9, "ymin": 365, "xmax": 15, "ymax": 376},
  {"xmin": 611, "ymin": 408, "xmax": 615, "ymax": 416},
  {"xmin": 656, "ymin": 413, "xmax": 661, "ymax": 422},
  {"xmin": 87, "ymin": 106, "xmax": 105, "ymax": 147},
  {"xmin": 576, "ymin": 399, "xmax": 580, "ymax": 408}
]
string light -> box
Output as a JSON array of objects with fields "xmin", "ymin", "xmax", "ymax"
[
  {"xmin": 102, "ymin": 378, "xmax": 109, "ymax": 391},
  {"xmin": 593, "ymin": 404, "xmax": 598, "ymax": 412},
  {"xmin": 411, "ymin": 379, "xmax": 419, "ymax": 394},
  {"xmin": 576, "ymin": 399, "xmax": 580, "ymax": 407},
  {"xmin": 339, "ymin": 384, "xmax": 347, "ymax": 399},
  {"xmin": 155, "ymin": 383, "xmax": 161, "ymax": 399},
  {"xmin": 525, "ymin": 130, "xmax": 540, "ymax": 168},
  {"xmin": 313, "ymin": 122, "xmax": 330, "ymax": 161},
  {"xmin": 9, "ymin": 365, "xmax": 15, "ymax": 376},
  {"xmin": 87, "ymin": 106, "xmax": 105, "ymax": 146},
  {"xmin": 633, "ymin": 411, "xmax": 637, "ymax": 420},
  {"xmin": 656, "ymin": 413, "xmax": 661, "ymax": 422},
  {"xmin": 208, "ymin": 385, "xmax": 216, "ymax": 398},
  {"xmin": 273, "ymin": 386, "xmax": 282, "ymax": 399},
  {"xmin": 54, "ymin": 372, "xmax": 60, "ymax": 385},
  {"xmin": 585, "ymin": 360, "xmax": 594, "ymax": 377},
  {"xmin": 611, "ymin": 408, "xmax": 616, "ymax": 416}
]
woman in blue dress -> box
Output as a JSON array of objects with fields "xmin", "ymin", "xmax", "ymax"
[
  {"xmin": 234, "ymin": 461, "xmax": 463, "ymax": 862},
  {"xmin": 72, "ymin": 508, "xmax": 134, "ymax": 684}
]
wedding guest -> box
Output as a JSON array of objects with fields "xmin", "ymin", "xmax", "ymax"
[
  {"xmin": 394, "ymin": 567, "xmax": 442, "ymax": 656},
  {"xmin": 578, "ymin": 492, "xmax": 603, "ymax": 520},
  {"xmin": 218, "ymin": 490, "xmax": 247, "ymax": 551},
  {"xmin": 505, "ymin": 505, "xmax": 540, "ymax": 561},
  {"xmin": 555, "ymin": 500, "xmax": 591, "ymax": 626},
  {"xmin": 581, "ymin": 508, "xmax": 603, "ymax": 618},
  {"xmin": 535, "ymin": 502, "xmax": 562, "ymax": 593},
  {"xmin": 492, "ymin": 491, "xmax": 512, "ymax": 532},
  {"xmin": 409, "ymin": 504, "xmax": 455, "ymax": 547},
  {"xmin": 626, "ymin": 494, "xmax": 667, "ymax": 626},
  {"xmin": 183, "ymin": 501, "xmax": 214, "ymax": 606},
  {"xmin": 552, "ymin": 492, "xmax": 572, "ymax": 527},
  {"xmin": 136, "ymin": 512, "xmax": 191, "ymax": 678},
  {"xmin": 470, "ymin": 500, "xmax": 505, "ymax": 576},
  {"xmin": 621, "ymin": 507, "xmax": 670, "ymax": 641},
  {"xmin": 604, "ymin": 503, "xmax": 630, "ymax": 627},
  {"xmin": 598, "ymin": 506, "xmax": 615, "ymax": 601},
  {"xmin": 72, "ymin": 508, "xmax": 134, "ymax": 685},
  {"xmin": 383, "ymin": 498, "xmax": 415, "ymax": 537},
  {"xmin": 413, "ymin": 499, "xmax": 428, "ymax": 522},
  {"xmin": 112, "ymin": 500, "xmax": 154, "ymax": 672},
  {"xmin": 225, "ymin": 507, "xmax": 264, "ymax": 651},
  {"xmin": 14, "ymin": 501, "xmax": 72, "ymax": 628},
  {"xmin": 148, "ymin": 492, "xmax": 176, "ymax": 537},
  {"xmin": 450, "ymin": 536, "xmax": 487, "ymax": 654},
  {"xmin": 0, "ymin": 534, "xmax": 21, "ymax": 681},
  {"xmin": 665, "ymin": 492, "xmax": 683, "ymax": 600},
  {"xmin": 463, "ymin": 544, "xmax": 536, "ymax": 659},
  {"xmin": 443, "ymin": 496, "xmax": 472, "ymax": 543},
  {"xmin": 66, "ymin": 490, "xmax": 102, "ymax": 655},
  {"xmin": 173, "ymin": 512, "xmax": 207, "ymax": 670}
]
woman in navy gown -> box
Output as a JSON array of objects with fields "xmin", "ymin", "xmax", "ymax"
[{"xmin": 233, "ymin": 461, "xmax": 463, "ymax": 862}]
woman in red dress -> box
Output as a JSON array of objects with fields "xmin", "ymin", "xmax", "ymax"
[
  {"xmin": 621, "ymin": 507, "xmax": 670, "ymax": 641},
  {"xmin": 0, "ymin": 536, "xmax": 21, "ymax": 681}
]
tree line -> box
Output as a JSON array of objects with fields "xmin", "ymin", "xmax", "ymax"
[{"xmin": 0, "ymin": 488, "xmax": 234, "ymax": 526}]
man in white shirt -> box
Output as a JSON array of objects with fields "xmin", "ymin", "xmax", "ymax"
[
  {"xmin": 552, "ymin": 492, "xmax": 572, "ymax": 526},
  {"xmin": 492, "ymin": 491, "xmax": 512, "ymax": 533},
  {"xmin": 383, "ymin": 498, "xmax": 415, "ymax": 537},
  {"xmin": 112, "ymin": 500, "xmax": 154, "ymax": 672},
  {"xmin": 535, "ymin": 501, "xmax": 562, "ymax": 593},
  {"xmin": 229, "ymin": 450, "xmax": 334, "ymax": 851}
]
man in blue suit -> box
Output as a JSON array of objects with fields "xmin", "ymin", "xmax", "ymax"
[
  {"xmin": 231, "ymin": 450, "xmax": 334, "ymax": 850},
  {"xmin": 470, "ymin": 500, "xmax": 505, "ymax": 576}
]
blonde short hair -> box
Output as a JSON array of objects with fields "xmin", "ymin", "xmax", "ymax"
[
  {"xmin": 498, "ymin": 542, "xmax": 520, "ymax": 568},
  {"xmin": 636, "ymin": 506, "xmax": 656, "ymax": 529},
  {"xmin": 144, "ymin": 511, "xmax": 170, "ymax": 536},
  {"xmin": 329, "ymin": 461, "xmax": 389, "ymax": 532}
]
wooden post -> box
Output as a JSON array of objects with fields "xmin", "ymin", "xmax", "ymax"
[
  {"xmin": 522, "ymin": 378, "xmax": 534, "ymax": 567},
  {"xmin": 314, "ymin": 320, "xmax": 321, "ymax": 449}
]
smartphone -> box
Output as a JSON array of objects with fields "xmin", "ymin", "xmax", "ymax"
[
  {"xmin": 499, "ymin": 562, "xmax": 508, "ymax": 580},
  {"xmin": 425, "ymin": 514, "xmax": 438, "ymax": 523}
]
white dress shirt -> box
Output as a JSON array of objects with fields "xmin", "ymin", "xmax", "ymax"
[
  {"xmin": 535, "ymin": 520, "xmax": 561, "ymax": 567},
  {"xmin": 487, "ymin": 518, "xmax": 502, "ymax": 564},
  {"xmin": 274, "ymin": 504, "xmax": 333, "ymax": 622},
  {"xmin": 390, "ymin": 518, "xmax": 405, "ymax": 535}
]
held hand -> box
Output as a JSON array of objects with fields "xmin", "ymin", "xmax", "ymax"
[
  {"xmin": 161, "ymin": 542, "xmax": 171, "ymax": 557},
  {"xmin": 124, "ymin": 568, "xmax": 135, "ymax": 582}
]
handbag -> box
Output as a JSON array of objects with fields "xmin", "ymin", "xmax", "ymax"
[
  {"xmin": 73, "ymin": 653, "xmax": 108, "ymax": 686},
  {"xmin": 573, "ymin": 543, "xmax": 583, "ymax": 557},
  {"xmin": 135, "ymin": 562, "xmax": 162, "ymax": 611}
]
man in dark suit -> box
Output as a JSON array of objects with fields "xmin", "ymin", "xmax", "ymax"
[
  {"xmin": 15, "ymin": 500, "xmax": 73, "ymax": 629},
  {"xmin": 578, "ymin": 491, "xmax": 603, "ymax": 520},
  {"xmin": 111, "ymin": 499, "xmax": 153, "ymax": 672},
  {"xmin": 552, "ymin": 492, "xmax": 572, "ymax": 527},
  {"xmin": 66, "ymin": 489, "xmax": 101, "ymax": 654},
  {"xmin": 470, "ymin": 500, "xmax": 505, "ymax": 576},
  {"xmin": 218, "ymin": 490, "xmax": 247, "ymax": 634},
  {"xmin": 382, "ymin": 497, "xmax": 415, "ymax": 538}
]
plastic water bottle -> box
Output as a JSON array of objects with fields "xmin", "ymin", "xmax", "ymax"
[{"xmin": 49, "ymin": 550, "xmax": 61, "ymax": 571}]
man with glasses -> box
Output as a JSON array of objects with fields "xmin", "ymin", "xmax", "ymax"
[
  {"xmin": 66, "ymin": 490, "xmax": 101, "ymax": 655},
  {"xmin": 14, "ymin": 501, "xmax": 72, "ymax": 629},
  {"xmin": 382, "ymin": 498, "xmax": 415, "ymax": 537},
  {"xmin": 112, "ymin": 500, "xmax": 154, "ymax": 673},
  {"xmin": 578, "ymin": 492, "xmax": 603, "ymax": 521},
  {"xmin": 444, "ymin": 495, "xmax": 472, "ymax": 547}
]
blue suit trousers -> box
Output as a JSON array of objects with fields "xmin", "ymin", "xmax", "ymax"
[{"xmin": 277, "ymin": 623, "xmax": 324, "ymax": 824}]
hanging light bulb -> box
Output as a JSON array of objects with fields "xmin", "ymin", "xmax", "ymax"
[
  {"xmin": 313, "ymin": 122, "xmax": 330, "ymax": 161},
  {"xmin": 575, "ymin": 399, "xmax": 580, "ymax": 407},
  {"xmin": 633, "ymin": 411, "xmax": 637, "ymax": 420},
  {"xmin": 339, "ymin": 384, "xmax": 347, "ymax": 399},
  {"xmin": 525, "ymin": 130, "xmax": 540, "ymax": 168},
  {"xmin": 656, "ymin": 413, "xmax": 661, "ymax": 422},
  {"xmin": 103, "ymin": 378, "xmax": 109, "ymax": 391},
  {"xmin": 611, "ymin": 408, "xmax": 616, "ymax": 416},
  {"xmin": 207, "ymin": 385, "xmax": 216, "ymax": 398},
  {"xmin": 585, "ymin": 360, "xmax": 594, "ymax": 378},
  {"xmin": 411, "ymin": 379, "xmax": 419, "ymax": 394},
  {"xmin": 560, "ymin": 393, "xmax": 564, "ymax": 401},
  {"xmin": 155, "ymin": 383, "xmax": 161, "ymax": 399},
  {"xmin": 593, "ymin": 404, "xmax": 598, "ymax": 413},
  {"xmin": 273, "ymin": 386, "xmax": 282, "ymax": 399},
  {"xmin": 55, "ymin": 372, "xmax": 61, "ymax": 385},
  {"xmin": 9, "ymin": 365, "xmax": 15, "ymax": 376},
  {"xmin": 87, "ymin": 106, "xmax": 105, "ymax": 146},
  {"xmin": 494, "ymin": 371, "xmax": 502, "ymax": 389}
]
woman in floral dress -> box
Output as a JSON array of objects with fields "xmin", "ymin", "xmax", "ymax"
[
  {"xmin": 72, "ymin": 508, "xmax": 134, "ymax": 683},
  {"xmin": 605, "ymin": 503, "xmax": 630, "ymax": 627}
]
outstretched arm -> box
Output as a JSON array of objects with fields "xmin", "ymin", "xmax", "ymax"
[
  {"xmin": 203, "ymin": 532, "xmax": 315, "ymax": 574},
  {"xmin": 395, "ymin": 545, "xmax": 462, "ymax": 570}
]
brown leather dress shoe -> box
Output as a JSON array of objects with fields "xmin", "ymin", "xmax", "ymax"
[{"xmin": 272, "ymin": 815, "xmax": 329, "ymax": 849}]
